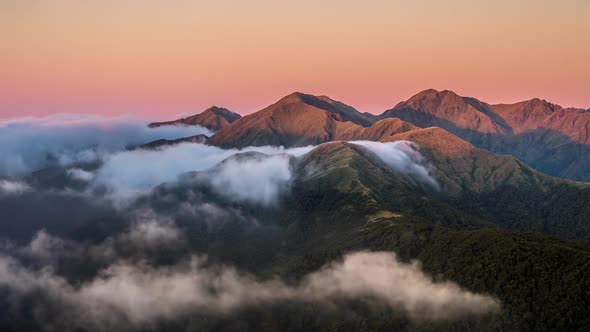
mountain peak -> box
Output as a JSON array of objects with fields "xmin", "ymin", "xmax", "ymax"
[
  {"xmin": 202, "ymin": 106, "xmax": 241, "ymax": 120},
  {"xmin": 280, "ymin": 91, "xmax": 307, "ymax": 100},
  {"xmin": 208, "ymin": 93, "xmax": 380, "ymax": 148},
  {"xmin": 148, "ymin": 106, "xmax": 241, "ymax": 130},
  {"xmin": 408, "ymin": 89, "xmax": 462, "ymax": 101},
  {"xmin": 381, "ymin": 89, "xmax": 508, "ymax": 135},
  {"xmin": 267, "ymin": 92, "xmax": 376, "ymax": 126},
  {"xmin": 276, "ymin": 92, "xmax": 338, "ymax": 108},
  {"xmin": 490, "ymin": 98, "xmax": 561, "ymax": 133},
  {"xmin": 524, "ymin": 98, "xmax": 557, "ymax": 112}
]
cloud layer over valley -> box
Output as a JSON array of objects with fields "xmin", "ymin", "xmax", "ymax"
[
  {"xmin": 0, "ymin": 114, "xmax": 211, "ymax": 177},
  {"xmin": 0, "ymin": 226, "xmax": 500, "ymax": 331}
]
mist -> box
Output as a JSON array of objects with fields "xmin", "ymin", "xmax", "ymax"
[
  {"xmin": 90, "ymin": 143, "xmax": 313, "ymax": 202},
  {"xmin": 0, "ymin": 227, "xmax": 500, "ymax": 331},
  {"xmin": 351, "ymin": 140, "xmax": 439, "ymax": 189},
  {"xmin": 0, "ymin": 114, "xmax": 211, "ymax": 177},
  {"xmin": 0, "ymin": 180, "xmax": 31, "ymax": 195}
]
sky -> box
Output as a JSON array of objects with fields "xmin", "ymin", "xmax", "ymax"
[{"xmin": 1, "ymin": 0, "xmax": 589, "ymax": 119}]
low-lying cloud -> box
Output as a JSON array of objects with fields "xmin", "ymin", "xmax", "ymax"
[
  {"xmin": 0, "ymin": 180, "xmax": 31, "ymax": 195},
  {"xmin": 0, "ymin": 114, "xmax": 211, "ymax": 177},
  {"xmin": 0, "ymin": 235, "xmax": 500, "ymax": 331},
  {"xmin": 91, "ymin": 143, "xmax": 312, "ymax": 202},
  {"xmin": 66, "ymin": 168, "xmax": 95, "ymax": 182},
  {"xmin": 205, "ymin": 153, "xmax": 294, "ymax": 205},
  {"xmin": 351, "ymin": 140, "xmax": 439, "ymax": 189}
]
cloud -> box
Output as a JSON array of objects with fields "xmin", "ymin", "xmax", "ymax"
[
  {"xmin": 0, "ymin": 249, "xmax": 499, "ymax": 331},
  {"xmin": 66, "ymin": 168, "xmax": 95, "ymax": 182},
  {"xmin": 10, "ymin": 214, "xmax": 187, "ymax": 276},
  {"xmin": 177, "ymin": 201, "xmax": 254, "ymax": 226},
  {"xmin": 0, "ymin": 180, "xmax": 31, "ymax": 195},
  {"xmin": 119, "ymin": 218, "xmax": 183, "ymax": 250},
  {"xmin": 84, "ymin": 215, "xmax": 187, "ymax": 265},
  {"xmin": 25, "ymin": 229, "xmax": 68, "ymax": 260},
  {"xmin": 351, "ymin": 140, "xmax": 439, "ymax": 189},
  {"xmin": 90, "ymin": 143, "xmax": 313, "ymax": 202},
  {"xmin": 0, "ymin": 114, "xmax": 211, "ymax": 177},
  {"xmin": 205, "ymin": 153, "xmax": 294, "ymax": 205},
  {"xmin": 301, "ymin": 251, "xmax": 499, "ymax": 320}
]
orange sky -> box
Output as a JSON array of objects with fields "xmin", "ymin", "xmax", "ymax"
[{"xmin": 1, "ymin": 0, "xmax": 589, "ymax": 119}]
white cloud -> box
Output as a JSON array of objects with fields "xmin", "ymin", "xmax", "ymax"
[
  {"xmin": 26, "ymin": 230, "xmax": 67, "ymax": 259},
  {"xmin": 301, "ymin": 251, "xmax": 498, "ymax": 320},
  {"xmin": 123, "ymin": 219, "xmax": 182, "ymax": 249},
  {"xmin": 207, "ymin": 154, "xmax": 293, "ymax": 205},
  {"xmin": 0, "ymin": 180, "xmax": 31, "ymax": 195},
  {"xmin": 0, "ymin": 250, "xmax": 499, "ymax": 330},
  {"xmin": 90, "ymin": 143, "xmax": 313, "ymax": 202},
  {"xmin": 0, "ymin": 114, "xmax": 211, "ymax": 176},
  {"xmin": 351, "ymin": 140, "xmax": 439, "ymax": 189},
  {"xmin": 66, "ymin": 168, "xmax": 95, "ymax": 182}
]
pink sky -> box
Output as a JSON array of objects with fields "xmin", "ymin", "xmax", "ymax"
[{"xmin": 1, "ymin": 0, "xmax": 589, "ymax": 120}]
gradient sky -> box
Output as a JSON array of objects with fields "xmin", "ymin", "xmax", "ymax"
[{"xmin": 1, "ymin": 0, "xmax": 589, "ymax": 119}]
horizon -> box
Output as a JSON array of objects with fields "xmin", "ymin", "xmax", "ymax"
[{"xmin": 2, "ymin": 0, "xmax": 589, "ymax": 119}]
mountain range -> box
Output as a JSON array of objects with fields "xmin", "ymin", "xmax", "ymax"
[
  {"xmin": 150, "ymin": 89, "xmax": 590, "ymax": 181},
  {"xmin": 382, "ymin": 89, "xmax": 590, "ymax": 181}
]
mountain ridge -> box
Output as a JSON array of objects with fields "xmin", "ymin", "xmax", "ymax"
[
  {"xmin": 149, "ymin": 90, "xmax": 590, "ymax": 181},
  {"xmin": 379, "ymin": 89, "xmax": 590, "ymax": 181},
  {"xmin": 208, "ymin": 92, "xmax": 379, "ymax": 148}
]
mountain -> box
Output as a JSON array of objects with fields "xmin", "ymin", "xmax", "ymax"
[
  {"xmin": 492, "ymin": 98, "xmax": 590, "ymax": 141},
  {"xmin": 134, "ymin": 139, "xmax": 590, "ymax": 330},
  {"xmin": 381, "ymin": 89, "xmax": 511, "ymax": 136},
  {"xmin": 208, "ymin": 92, "xmax": 377, "ymax": 148},
  {"xmin": 149, "ymin": 106, "xmax": 241, "ymax": 131},
  {"xmin": 381, "ymin": 89, "xmax": 590, "ymax": 181},
  {"xmin": 287, "ymin": 140, "xmax": 590, "ymax": 330},
  {"xmin": 290, "ymin": 136, "xmax": 590, "ymax": 240},
  {"xmin": 384, "ymin": 127, "xmax": 556, "ymax": 194}
]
